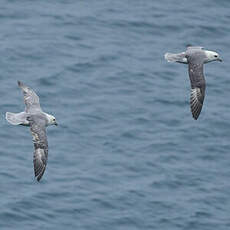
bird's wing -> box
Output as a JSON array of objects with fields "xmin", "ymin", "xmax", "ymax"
[
  {"xmin": 186, "ymin": 46, "xmax": 204, "ymax": 50},
  {"xmin": 187, "ymin": 56, "xmax": 206, "ymax": 120},
  {"xmin": 28, "ymin": 115, "xmax": 48, "ymax": 181},
  {"xmin": 18, "ymin": 81, "xmax": 42, "ymax": 113}
]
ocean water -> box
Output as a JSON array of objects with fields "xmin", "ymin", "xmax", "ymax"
[{"xmin": 0, "ymin": 0, "xmax": 230, "ymax": 229}]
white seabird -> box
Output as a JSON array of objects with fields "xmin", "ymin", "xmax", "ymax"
[
  {"xmin": 165, "ymin": 46, "xmax": 222, "ymax": 120},
  {"xmin": 6, "ymin": 81, "xmax": 58, "ymax": 181}
]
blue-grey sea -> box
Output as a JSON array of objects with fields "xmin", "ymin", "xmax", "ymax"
[{"xmin": 0, "ymin": 0, "xmax": 230, "ymax": 229}]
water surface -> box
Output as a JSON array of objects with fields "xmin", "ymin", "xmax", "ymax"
[{"xmin": 0, "ymin": 1, "xmax": 230, "ymax": 229}]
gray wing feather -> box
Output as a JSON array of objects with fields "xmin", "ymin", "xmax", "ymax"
[
  {"xmin": 187, "ymin": 53, "xmax": 206, "ymax": 120},
  {"xmin": 28, "ymin": 115, "xmax": 48, "ymax": 181},
  {"xmin": 18, "ymin": 81, "xmax": 41, "ymax": 113},
  {"xmin": 186, "ymin": 46, "xmax": 204, "ymax": 51}
]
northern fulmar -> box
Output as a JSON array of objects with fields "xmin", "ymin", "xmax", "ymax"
[
  {"xmin": 6, "ymin": 81, "xmax": 58, "ymax": 181},
  {"xmin": 165, "ymin": 46, "xmax": 222, "ymax": 120}
]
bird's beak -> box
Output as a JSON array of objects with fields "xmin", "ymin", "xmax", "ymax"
[
  {"xmin": 54, "ymin": 122, "xmax": 58, "ymax": 126},
  {"xmin": 218, "ymin": 58, "xmax": 222, "ymax": 62}
]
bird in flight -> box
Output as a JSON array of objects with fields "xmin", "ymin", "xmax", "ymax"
[
  {"xmin": 165, "ymin": 46, "xmax": 222, "ymax": 120},
  {"xmin": 6, "ymin": 81, "xmax": 58, "ymax": 181}
]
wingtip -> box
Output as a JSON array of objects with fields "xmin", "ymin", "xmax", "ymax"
[
  {"xmin": 35, "ymin": 165, "xmax": 46, "ymax": 182},
  {"xmin": 193, "ymin": 115, "xmax": 199, "ymax": 120},
  {"xmin": 191, "ymin": 110, "xmax": 201, "ymax": 120},
  {"xmin": 18, "ymin": 81, "xmax": 22, "ymax": 87},
  {"xmin": 35, "ymin": 172, "xmax": 42, "ymax": 182},
  {"xmin": 36, "ymin": 172, "xmax": 45, "ymax": 182},
  {"xmin": 191, "ymin": 108, "xmax": 201, "ymax": 120}
]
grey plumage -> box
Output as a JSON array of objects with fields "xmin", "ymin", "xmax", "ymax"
[
  {"xmin": 18, "ymin": 81, "xmax": 42, "ymax": 113},
  {"xmin": 165, "ymin": 46, "xmax": 222, "ymax": 120},
  {"xmin": 18, "ymin": 81, "xmax": 49, "ymax": 181},
  {"xmin": 28, "ymin": 115, "xmax": 48, "ymax": 181},
  {"xmin": 186, "ymin": 49, "xmax": 206, "ymax": 119},
  {"xmin": 6, "ymin": 81, "xmax": 57, "ymax": 181}
]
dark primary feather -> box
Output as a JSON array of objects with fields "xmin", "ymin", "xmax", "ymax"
[
  {"xmin": 18, "ymin": 81, "xmax": 41, "ymax": 113},
  {"xmin": 28, "ymin": 115, "xmax": 48, "ymax": 181},
  {"xmin": 187, "ymin": 53, "xmax": 206, "ymax": 120}
]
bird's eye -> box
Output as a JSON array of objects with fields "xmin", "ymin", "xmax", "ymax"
[
  {"xmin": 214, "ymin": 55, "xmax": 218, "ymax": 58},
  {"xmin": 53, "ymin": 118, "xmax": 55, "ymax": 121}
]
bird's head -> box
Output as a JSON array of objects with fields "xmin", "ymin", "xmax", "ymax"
[
  {"xmin": 47, "ymin": 114, "xmax": 58, "ymax": 126},
  {"xmin": 204, "ymin": 50, "xmax": 222, "ymax": 63}
]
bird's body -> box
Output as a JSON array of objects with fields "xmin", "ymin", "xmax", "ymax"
[
  {"xmin": 6, "ymin": 81, "xmax": 57, "ymax": 181},
  {"xmin": 165, "ymin": 46, "xmax": 222, "ymax": 120}
]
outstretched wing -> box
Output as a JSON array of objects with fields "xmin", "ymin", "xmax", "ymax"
[
  {"xmin": 28, "ymin": 115, "xmax": 48, "ymax": 181},
  {"xmin": 18, "ymin": 81, "xmax": 41, "ymax": 113},
  {"xmin": 187, "ymin": 57, "xmax": 206, "ymax": 120},
  {"xmin": 186, "ymin": 46, "xmax": 204, "ymax": 50}
]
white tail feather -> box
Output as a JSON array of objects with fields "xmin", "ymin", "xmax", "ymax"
[
  {"xmin": 164, "ymin": 52, "xmax": 188, "ymax": 64},
  {"xmin": 164, "ymin": 53, "xmax": 175, "ymax": 62},
  {"xmin": 5, "ymin": 112, "xmax": 28, "ymax": 125}
]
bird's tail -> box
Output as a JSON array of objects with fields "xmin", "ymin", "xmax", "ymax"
[
  {"xmin": 164, "ymin": 52, "xmax": 188, "ymax": 64},
  {"xmin": 5, "ymin": 112, "xmax": 27, "ymax": 125}
]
